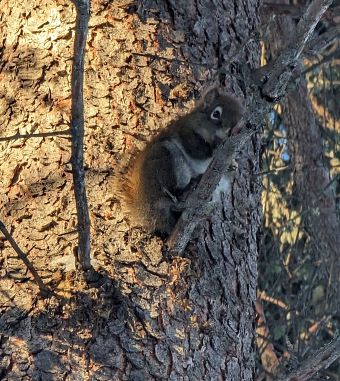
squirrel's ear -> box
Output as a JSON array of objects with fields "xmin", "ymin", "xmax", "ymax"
[{"xmin": 202, "ymin": 87, "xmax": 220, "ymax": 108}]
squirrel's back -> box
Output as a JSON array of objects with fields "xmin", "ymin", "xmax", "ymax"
[{"xmin": 116, "ymin": 88, "xmax": 243, "ymax": 235}]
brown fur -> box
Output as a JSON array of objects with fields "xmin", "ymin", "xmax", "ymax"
[{"xmin": 116, "ymin": 88, "xmax": 243, "ymax": 235}]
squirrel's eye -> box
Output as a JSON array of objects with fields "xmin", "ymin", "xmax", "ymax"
[{"xmin": 210, "ymin": 106, "xmax": 223, "ymax": 121}]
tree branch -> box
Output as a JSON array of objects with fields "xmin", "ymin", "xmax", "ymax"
[
  {"xmin": 261, "ymin": 0, "xmax": 334, "ymax": 100},
  {"xmin": 168, "ymin": 125, "xmax": 253, "ymax": 253},
  {"xmin": 70, "ymin": 0, "xmax": 92, "ymax": 274},
  {"xmin": 300, "ymin": 50, "xmax": 338, "ymax": 78},
  {"xmin": 276, "ymin": 336, "xmax": 340, "ymax": 381},
  {"xmin": 0, "ymin": 221, "xmax": 50, "ymax": 296},
  {"xmin": 167, "ymin": 0, "xmax": 334, "ymax": 254},
  {"xmin": 304, "ymin": 25, "xmax": 340, "ymax": 58},
  {"xmin": 0, "ymin": 130, "xmax": 71, "ymax": 142}
]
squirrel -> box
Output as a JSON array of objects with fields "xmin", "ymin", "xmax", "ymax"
[{"xmin": 116, "ymin": 88, "xmax": 244, "ymax": 236}]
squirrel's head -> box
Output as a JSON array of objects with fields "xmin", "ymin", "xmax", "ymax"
[{"xmin": 187, "ymin": 87, "xmax": 244, "ymax": 146}]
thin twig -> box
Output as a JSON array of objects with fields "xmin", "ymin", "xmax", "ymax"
[
  {"xmin": 0, "ymin": 130, "xmax": 71, "ymax": 142},
  {"xmin": 132, "ymin": 52, "xmax": 216, "ymax": 68},
  {"xmin": 261, "ymin": 0, "xmax": 334, "ymax": 100},
  {"xmin": 127, "ymin": 20, "xmax": 338, "ymax": 74},
  {"xmin": 258, "ymin": 291, "xmax": 289, "ymax": 310},
  {"xmin": 276, "ymin": 336, "xmax": 340, "ymax": 381},
  {"xmin": 168, "ymin": 125, "xmax": 253, "ymax": 253},
  {"xmin": 132, "ymin": 35, "xmax": 258, "ymax": 70},
  {"xmin": 301, "ymin": 50, "xmax": 339, "ymax": 77},
  {"xmin": 70, "ymin": 0, "xmax": 92, "ymax": 273},
  {"xmin": 0, "ymin": 221, "xmax": 50, "ymax": 295},
  {"xmin": 253, "ymin": 165, "xmax": 290, "ymax": 177},
  {"xmin": 305, "ymin": 25, "xmax": 340, "ymax": 58},
  {"xmin": 168, "ymin": 0, "xmax": 334, "ymax": 254}
]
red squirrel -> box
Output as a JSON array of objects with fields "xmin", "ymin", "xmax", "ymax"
[{"xmin": 117, "ymin": 88, "xmax": 243, "ymax": 236}]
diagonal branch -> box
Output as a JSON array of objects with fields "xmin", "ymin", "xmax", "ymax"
[
  {"xmin": 168, "ymin": 125, "xmax": 253, "ymax": 253},
  {"xmin": 261, "ymin": 0, "xmax": 334, "ymax": 100},
  {"xmin": 0, "ymin": 130, "xmax": 71, "ymax": 142},
  {"xmin": 276, "ymin": 336, "xmax": 340, "ymax": 381},
  {"xmin": 168, "ymin": 0, "xmax": 334, "ymax": 255},
  {"xmin": 70, "ymin": 0, "xmax": 92, "ymax": 274},
  {"xmin": 0, "ymin": 221, "xmax": 50, "ymax": 296},
  {"xmin": 304, "ymin": 25, "xmax": 340, "ymax": 58}
]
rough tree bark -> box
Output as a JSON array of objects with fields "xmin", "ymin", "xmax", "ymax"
[
  {"xmin": 284, "ymin": 74, "xmax": 340, "ymax": 306},
  {"xmin": 70, "ymin": 0, "xmax": 93, "ymax": 275},
  {"xmin": 0, "ymin": 0, "xmax": 337, "ymax": 379},
  {"xmin": 266, "ymin": 5, "xmax": 340, "ymax": 312},
  {"xmin": 0, "ymin": 0, "xmax": 259, "ymax": 380}
]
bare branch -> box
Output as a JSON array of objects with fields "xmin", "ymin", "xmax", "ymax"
[
  {"xmin": 258, "ymin": 291, "xmax": 288, "ymax": 310},
  {"xmin": 168, "ymin": 0, "xmax": 333, "ymax": 254},
  {"xmin": 132, "ymin": 52, "xmax": 216, "ymax": 68},
  {"xmin": 70, "ymin": 0, "xmax": 92, "ymax": 274},
  {"xmin": 0, "ymin": 221, "xmax": 50, "ymax": 296},
  {"xmin": 0, "ymin": 130, "xmax": 71, "ymax": 142},
  {"xmin": 168, "ymin": 126, "xmax": 253, "ymax": 253},
  {"xmin": 276, "ymin": 336, "xmax": 340, "ymax": 381},
  {"xmin": 305, "ymin": 26, "xmax": 340, "ymax": 58},
  {"xmin": 301, "ymin": 50, "xmax": 338, "ymax": 77},
  {"xmin": 261, "ymin": 0, "xmax": 334, "ymax": 100}
]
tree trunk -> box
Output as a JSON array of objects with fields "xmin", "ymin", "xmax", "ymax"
[
  {"xmin": 284, "ymin": 76, "xmax": 340, "ymax": 308},
  {"xmin": 0, "ymin": 1, "xmax": 261, "ymax": 380},
  {"xmin": 264, "ymin": 6, "xmax": 340, "ymax": 311}
]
